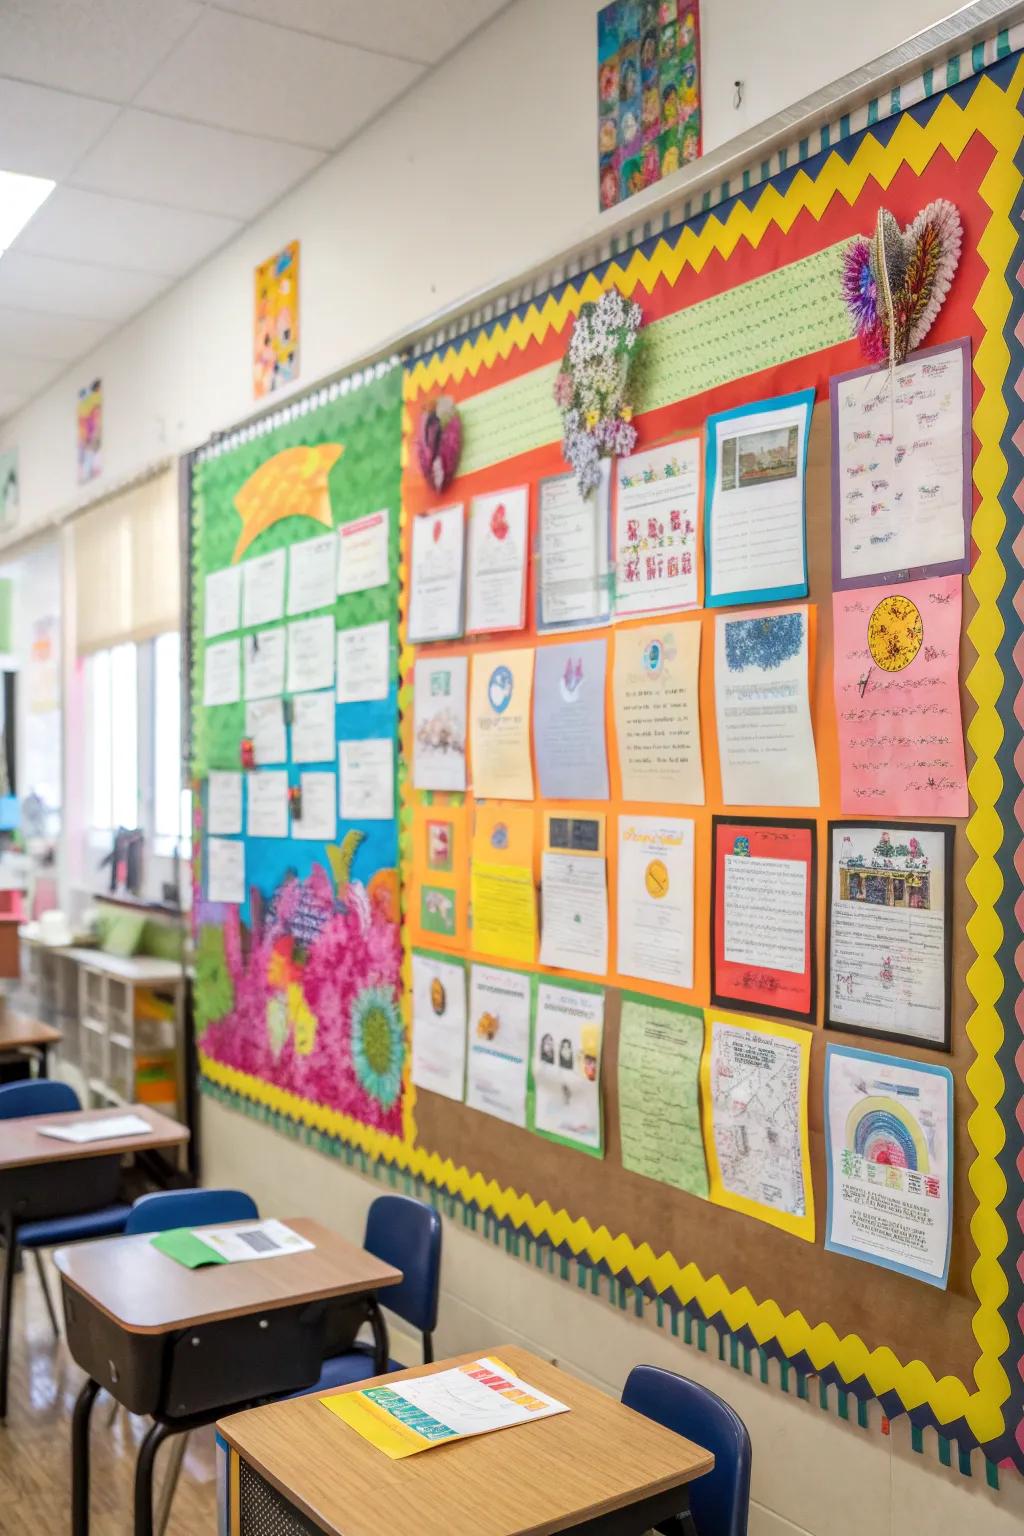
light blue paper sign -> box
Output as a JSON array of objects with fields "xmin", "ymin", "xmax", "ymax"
[{"xmin": 533, "ymin": 639, "xmax": 609, "ymax": 801}]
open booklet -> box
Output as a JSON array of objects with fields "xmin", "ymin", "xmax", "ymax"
[
  {"xmin": 36, "ymin": 1114, "xmax": 153, "ymax": 1144},
  {"xmin": 151, "ymin": 1219, "xmax": 315, "ymax": 1269}
]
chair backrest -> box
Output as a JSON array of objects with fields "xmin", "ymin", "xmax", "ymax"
[
  {"xmin": 622, "ymin": 1365, "xmax": 751, "ymax": 1536},
  {"xmin": 364, "ymin": 1194, "xmax": 441, "ymax": 1338},
  {"xmin": 0, "ymin": 1078, "xmax": 80, "ymax": 1120},
  {"xmin": 125, "ymin": 1187, "xmax": 259, "ymax": 1235}
]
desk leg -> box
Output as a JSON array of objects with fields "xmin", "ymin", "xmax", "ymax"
[
  {"xmin": 135, "ymin": 1421, "xmax": 176, "ymax": 1536},
  {"xmin": 368, "ymin": 1298, "xmax": 390, "ymax": 1374},
  {"xmin": 71, "ymin": 1376, "xmax": 99, "ymax": 1536},
  {"xmin": 40, "ymin": 1043, "xmax": 50, "ymax": 1079},
  {"xmin": 0, "ymin": 1211, "xmax": 15, "ymax": 1420}
]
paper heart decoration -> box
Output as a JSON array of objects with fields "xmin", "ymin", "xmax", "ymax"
[
  {"xmin": 415, "ymin": 395, "xmax": 462, "ymax": 493},
  {"xmin": 842, "ymin": 200, "xmax": 962, "ymax": 366}
]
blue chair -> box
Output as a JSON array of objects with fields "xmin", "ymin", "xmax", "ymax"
[
  {"xmin": 125, "ymin": 1186, "xmax": 258, "ymax": 1235},
  {"xmin": 621, "ymin": 1365, "xmax": 751, "ymax": 1536},
  {"xmin": 311, "ymin": 1193, "xmax": 442, "ymax": 1392},
  {"xmin": 0, "ymin": 1080, "xmax": 131, "ymax": 1418}
]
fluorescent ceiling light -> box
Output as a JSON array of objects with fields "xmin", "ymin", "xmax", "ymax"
[{"xmin": 0, "ymin": 170, "xmax": 55, "ymax": 257}]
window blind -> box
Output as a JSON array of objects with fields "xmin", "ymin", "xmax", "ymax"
[{"xmin": 73, "ymin": 468, "xmax": 180, "ymax": 654}]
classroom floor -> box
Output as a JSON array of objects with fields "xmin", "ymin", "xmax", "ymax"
[{"xmin": 0, "ymin": 1251, "xmax": 217, "ymax": 1532}]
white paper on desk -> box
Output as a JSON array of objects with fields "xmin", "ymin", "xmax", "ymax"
[
  {"xmin": 337, "ymin": 510, "xmax": 389, "ymax": 595},
  {"xmin": 247, "ymin": 770, "xmax": 289, "ymax": 838},
  {"xmin": 207, "ymin": 770, "xmax": 243, "ymax": 835},
  {"xmin": 292, "ymin": 772, "xmax": 337, "ymax": 842},
  {"xmin": 208, "ymin": 836, "xmax": 246, "ymax": 903},
  {"xmin": 37, "ymin": 1113, "xmax": 153, "ymax": 1144},
  {"xmin": 245, "ymin": 698, "xmax": 287, "ymax": 764},
  {"xmin": 287, "ymin": 614, "xmax": 335, "ymax": 694},
  {"xmin": 197, "ymin": 1219, "xmax": 315, "ymax": 1263},
  {"xmin": 203, "ymin": 639, "xmax": 241, "ymax": 706},
  {"xmin": 243, "ymin": 548, "xmax": 286, "ymax": 628},
  {"xmin": 339, "ymin": 739, "xmax": 393, "ymax": 821},
  {"xmin": 714, "ymin": 604, "xmax": 819, "ymax": 807},
  {"xmin": 287, "ymin": 533, "xmax": 337, "ymax": 616},
  {"xmin": 204, "ymin": 566, "xmax": 241, "ymax": 638},
  {"xmin": 291, "ymin": 690, "xmax": 335, "ymax": 763},
  {"xmin": 244, "ymin": 628, "xmax": 286, "ymax": 700},
  {"xmin": 408, "ymin": 504, "xmax": 465, "ymax": 643},
  {"xmin": 337, "ymin": 621, "xmax": 390, "ymax": 704}
]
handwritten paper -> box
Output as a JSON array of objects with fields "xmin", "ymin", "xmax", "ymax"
[
  {"xmin": 207, "ymin": 836, "xmax": 245, "ymax": 904},
  {"xmin": 465, "ymin": 487, "xmax": 528, "ymax": 634},
  {"xmin": 705, "ymin": 391, "xmax": 812, "ymax": 606},
  {"xmin": 245, "ymin": 698, "xmax": 286, "ymax": 764},
  {"xmin": 533, "ymin": 639, "xmax": 608, "ymax": 801},
  {"xmin": 832, "ymin": 576, "xmax": 966, "ymax": 816},
  {"xmin": 339, "ymin": 739, "xmax": 394, "ymax": 821},
  {"xmin": 618, "ymin": 997, "xmax": 707, "ymax": 1197},
  {"xmin": 470, "ymin": 803, "xmax": 537, "ymax": 965},
  {"xmin": 337, "ymin": 621, "xmax": 390, "ymax": 704},
  {"xmin": 337, "ymin": 510, "xmax": 389, "ymax": 595},
  {"xmin": 246, "ymin": 770, "xmax": 288, "ymax": 838},
  {"xmin": 613, "ymin": 621, "xmax": 703, "ymax": 804},
  {"xmin": 203, "ymin": 638, "xmax": 241, "ymax": 706},
  {"xmin": 617, "ymin": 816, "xmax": 695, "ymax": 989},
  {"xmin": 411, "ymin": 951, "xmax": 467, "ymax": 1103},
  {"xmin": 826, "ymin": 822, "xmax": 951, "ymax": 1048},
  {"xmin": 469, "ymin": 649, "xmax": 534, "ymax": 800},
  {"xmin": 290, "ymin": 689, "xmax": 335, "ymax": 763},
  {"xmin": 243, "ymin": 628, "xmax": 285, "ymax": 701},
  {"xmin": 531, "ymin": 981, "xmax": 604, "ymax": 1155},
  {"xmin": 408, "ymin": 504, "xmax": 465, "ymax": 644},
  {"xmin": 413, "ymin": 655, "xmax": 467, "ymax": 792},
  {"xmin": 712, "ymin": 817, "xmax": 815, "ymax": 1020},
  {"xmin": 207, "ymin": 770, "xmax": 243, "ymax": 835},
  {"xmin": 287, "ymin": 532, "xmax": 337, "ymax": 615},
  {"xmin": 830, "ymin": 339, "xmax": 970, "ymax": 589},
  {"xmin": 287, "ymin": 614, "xmax": 335, "ymax": 694},
  {"xmin": 613, "ymin": 435, "xmax": 700, "ymax": 617},
  {"xmin": 536, "ymin": 466, "xmax": 610, "ymax": 631},
  {"xmin": 714, "ymin": 606, "xmax": 819, "ymax": 807},
  {"xmin": 825, "ymin": 1044, "xmax": 953, "ymax": 1286},
  {"xmin": 539, "ymin": 814, "xmax": 608, "ymax": 977},
  {"xmin": 292, "ymin": 771, "xmax": 337, "ymax": 841},
  {"xmin": 204, "ymin": 566, "xmax": 241, "ymax": 638},
  {"xmin": 466, "ymin": 963, "xmax": 531, "ymax": 1127},
  {"xmin": 242, "ymin": 548, "xmax": 286, "ymax": 628}
]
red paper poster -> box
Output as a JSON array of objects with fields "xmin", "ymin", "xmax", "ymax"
[{"xmin": 711, "ymin": 816, "xmax": 817, "ymax": 1022}]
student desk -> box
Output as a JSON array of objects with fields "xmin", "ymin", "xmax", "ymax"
[
  {"xmin": 216, "ymin": 1344, "xmax": 715, "ymax": 1536},
  {"xmin": 0, "ymin": 1011, "xmax": 62, "ymax": 1075},
  {"xmin": 0, "ymin": 1103, "xmax": 187, "ymax": 1422},
  {"xmin": 54, "ymin": 1216, "xmax": 402, "ymax": 1536}
]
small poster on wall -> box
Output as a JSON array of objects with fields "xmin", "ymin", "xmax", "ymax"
[
  {"xmin": 77, "ymin": 378, "xmax": 102, "ymax": 484},
  {"xmin": 598, "ymin": 0, "xmax": 702, "ymax": 212},
  {"xmin": 253, "ymin": 240, "xmax": 299, "ymax": 398},
  {"xmin": 0, "ymin": 448, "xmax": 18, "ymax": 532}
]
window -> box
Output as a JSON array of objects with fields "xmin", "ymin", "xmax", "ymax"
[
  {"xmin": 153, "ymin": 631, "xmax": 191, "ymax": 852},
  {"xmin": 87, "ymin": 642, "xmax": 138, "ymax": 832}
]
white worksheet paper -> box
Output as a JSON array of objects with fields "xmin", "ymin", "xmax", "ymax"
[
  {"xmin": 413, "ymin": 655, "xmax": 468, "ymax": 791},
  {"xmin": 408, "ymin": 504, "xmax": 465, "ymax": 643},
  {"xmin": 616, "ymin": 816, "xmax": 695, "ymax": 989},
  {"xmin": 292, "ymin": 772, "xmax": 337, "ymax": 841},
  {"xmin": 204, "ymin": 566, "xmax": 241, "ymax": 638},
  {"xmin": 466, "ymin": 963, "xmax": 531, "ymax": 1128},
  {"xmin": 198, "ymin": 1220, "xmax": 315, "ymax": 1263},
  {"xmin": 337, "ymin": 511, "xmax": 389, "ymax": 595},
  {"xmin": 242, "ymin": 548, "xmax": 286, "ymax": 628},
  {"xmin": 290, "ymin": 689, "xmax": 335, "ymax": 763},
  {"xmin": 243, "ymin": 629, "xmax": 286, "ymax": 701},
  {"xmin": 614, "ymin": 437, "xmax": 701, "ymax": 617},
  {"xmin": 708, "ymin": 399, "xmax": 809, "ymax": 603},
  {"xmin": 411, "ymin": 951, "xmax": 468, "ymax": 1102},
  {"xmin": 287, "ymin": 614, "xmax": 335, "ymax": 694},
  {"xmin": 539, "ymin": 851, "xmax": 608, "ymax": 976},
  {"xmin": 208, "ymin": 836, "xmax": 245, "ymax": 904},
  {"xmin": 287, "ymin": 532, "xmax": 337, "ymax": 615},
  {"xmin": 207, "ymin": 770, "xmax": 243, "ymax": 835},
  {"xmin": 245, "ymin": 699, "xmax": 287, "ymax": 764},
  {"xmin": 714, "ymin": 605, "xmax": 819, "ymax": 806},
  {"xmin": 339, "ymin": 739, "xmax": 394, "ymax": 821},
  {"xmin": 336, "ymin": 621, "xmax": 390, "ymax": 704},
  {"xmin": 466, "ymin": 487, "xmax": 529, "ymax": 633},
  {"xmin": 203, "ymin": 639, "xmax": 241, "ymax": 706},
  {"xmin": 247, "ymin": 770, "xmax": 289, "ymax": 838},
  {"xmin": 537, "ymin": 466, "xmax": 611, "ymax": 630},
  {"xmin": 37, "ymin": 1114, "xmax": 153, "ymax": 1144}
]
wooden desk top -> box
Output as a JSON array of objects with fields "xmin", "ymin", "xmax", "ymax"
[
  {"xmin": 54, "ymin": 1217, "xmax": 401, "ymax": 1335},
  {"xmin": 0, "ymin": 1013, "xmax": 62, "ymax": 1050},
  {"xmin": 0, "ymin": 1103, "xmax": 187, "ymax": 1171},
  {"xmin": 218, "ymin": 1345, "xmax": 715, "ymax": 1536}
]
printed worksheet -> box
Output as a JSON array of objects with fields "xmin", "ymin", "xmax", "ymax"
[
  {"xmin": 714, "ymin": 606, "xmax": 819, "ymax": 806},
  {"xmin": 243, "ymin": 628, "xmax": 286, "ymax": 701},
  {"xmin": 613, "ymin": 621, "xmax": 704, "ymax": 804},
  {"xmin": 246, "ymin": 770, "xmax": 288, "ymax": 838},
  {"xmin": 408, "ymin": 504, "xmax": 465, "ymax": 643},
  {"xmin": 287, "ymin": 614, "xmax": 335, "ymax": 694},
  {"xmin": 614, "ymin": 435, "xmax": 701, "ymax": 617},
  {"xmin": 242, "ymin": 548, "xmax": 286, "ymax": 627},
  {"xmin": 413, "ymin": 656, "xmax": 468, "ymax": 792},
  {"xmin": 287, "ymin": 532, "xmax": 337, "ymax": 615},
  {"xmin": 207, "ymin": 836, "xmax": 245, "ymax": 904},
  {"xmin": 337, "ymin": 621, "xmax": 390, "ymax": 704},
  {"xmin": 537, "ymin": 466, "xmax": 610, "ymax": 630},
  {"xmin": 531, "ymin": 981, "xmax": 604, "ymax": 1154},
  {"xmin": 203, "ymin": 638, "xmax": 241, "ymax": 706},
  {"xmin": 204, "ymin": 565, "xmax": 241, "ymax": 638},
  {"xmin": 411, "ymin": 952, "xmax": 468, "ymax": 1102},
  {"xmin": 465, "ymin": 487, "xmax": 528, "ymax": 634},
  {"xmin": 290, "ymin": 689, "xmax": 335, "ymax": 763},
  {"xmin": 339, "ymin": 739, "xmax": 394, "ymax": 821},
  {"xmin": 337, "ymin": 511, "xmax": 390, "ymax": 595},
  {"xmin": 616, "ymin": 816, "xmax": 695, "ymax": 989},
  {"xmin": 207, "ymin": 770, "xmax": 243, "ymax": 835},
  {"xmin": 245, "ymin": 698, "xmax": 286, "ymax": 764},
  {"xmin": 292, "ymin": 772, "xmax": 337, "ymax": 841},
  {"xmin": 466, "ymin": 963, "xmax": 531, "ymax": 1128}
]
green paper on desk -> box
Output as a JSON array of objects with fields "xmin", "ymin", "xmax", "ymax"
[{"xmin": 150, "ymin": 1228, "xmax": 226, "ymax": 1268}]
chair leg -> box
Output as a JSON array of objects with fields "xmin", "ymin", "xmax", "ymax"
[
  {"xmin": 368, "ymin": 1298, "xmax": 390, "ymax": 1374},
  {"xmin": 72, "ymin": 1376, "xmax": 100, "ymax": 1536},
  {"xmin": 155, "ymin": 1432, "xmax": 188, "ymax": 1536},
  {"xmin": 0, "ymin": 1213, "xmax": 16, "ymax": 1420},
  {"xmin": 32, "ymin": 1250, "xmax": 60, "ymax": 1338},
  {"xmin": 422, "ymin": 1330, "xmax": 434, "ymax": 1365},
  {"xmin": 134, "ymin": 1421, "xmax": 176, "ymax": 1536}
]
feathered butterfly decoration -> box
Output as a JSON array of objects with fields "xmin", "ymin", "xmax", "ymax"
[
  {"xmin": 842, "ymin": 200, "xmax": 962, "ymax": 368},
  {"xmin": 415, "ymin": 395, "xmax": 462, "ymax": 493}
]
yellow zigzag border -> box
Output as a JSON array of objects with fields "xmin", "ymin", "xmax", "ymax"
[{"xmin": 206, "ymin": 64, "xmax": 1022, "ymax": 1446}]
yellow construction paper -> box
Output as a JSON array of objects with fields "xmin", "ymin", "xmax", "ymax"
[{"xmin": 469, "ymin": 649, "xmax": 534, "ymax": 800}]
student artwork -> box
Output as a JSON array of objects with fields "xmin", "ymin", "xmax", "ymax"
[
  {"xmin": 231, "ymin": 444, "xmax": 342, "ymax": 560},
  {"xmin": 411, "ymin": 951, "xmax": 468, "ymax": 1102},
  {"xmin": 413, "ymin": 655, "xmax": 468, "ymax": 792},
  {"xmin": 410, "ymin": 799, "xmax": 468, "ymax": 950},
  {"xmin": 613, "ymin": 620, "xmax": 704, "ymax": 804},
  {"xmin": 407, "ymin": 504, "xmax": 465, "ymax": 644},
  {"xmin": 711, "ymin": 817, "xmax": 816, "ymax": 1022},
  {"xmin": 414, "ymin": 395, "xmax": 462, "ymax": 492},
  {"xmin": 530, "ymin": 980, "xmax": 605, "ymax": 1156},
  {"xmin": 824, "ymin": 1044, "xmax": 953, "ymax": 1287},
  {"xmin": 465, "ymin": 488, "xmax": 529, "ymax": 634},
  {"xmin": 616, "ymin": 814, "xmax": 695, "ymax": 990},
  {"xmin": 77, "ymin": 377, "xmax": 102, "ymax": 484},
  {"xmin": 832, "ymin": 575, "xmax": 967, "ymax": 816},
  {"xmin": 826, "ymin": 822, "xmax": 952, "ymax": 1049},
  {"xmin": 553, "ymin": 287, "xmax": 642, "ymax": 496},
  {"xmin": 841, "ymin": 202, "xmax": 961, "ymax": 367},
  {"xmin": 618, "ymin": 995, "xmax": 707, "ymax": 1197},
  {"xmin": 466, "ymin": 963, "xmax": 532, "ymax": 1128},
  {"xmin": 613, "ymin": 435, "xmax": 701, "ymax": 617},
  {"xmin": 597, "ymin": 0, "xmax": 702, "ymax": 210},
  {"xmin": 714, "ymin": 606, "xmax": 819, "ymax": 807},
  {"xmin": 536, "ymin": 466, "xmax": 611, "ymax": 632},
  {"xmin": 533, "ymin": 639, "xmax": 609, "ymax": 800},
  {"xmin": 253, "ymin": 240, "xmax": 299, "ymax": 398},
  {"xmin": 830, "ymin": 338, "xmax": 971, "ymax": 589}
]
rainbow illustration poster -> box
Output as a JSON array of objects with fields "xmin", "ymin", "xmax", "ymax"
[{"xmin": 824, "ymin": 1044, "xmax": 953, "ymax": 1288}]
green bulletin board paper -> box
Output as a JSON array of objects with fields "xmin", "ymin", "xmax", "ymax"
[
  {"xmin": 457, "ymin": 241, "xmax": 851, "ymax": 476},
  {"xmin": 618, "ymin": 994, "xmax": 708, "ymax": 1198},
  {"xmin": 150, "ymin": 1228, "xmax": 226, "ymax": 1268}
]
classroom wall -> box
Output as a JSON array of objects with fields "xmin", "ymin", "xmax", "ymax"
[{"xmin": 0, "ymin": 0, "xmax": 963, "ymax": 539}]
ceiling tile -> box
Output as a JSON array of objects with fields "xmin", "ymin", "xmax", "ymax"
[
  {"xmin": 0, "ymin": 353, "xmax": 65, "ymax": 397},
  {"xmin": 209, "ymin": 0, "xmax": 509, "ymax": 64},
  {"xmin": 0, "ymin": 307, "xmax": 108, "ymax": 362},
  {"xmin": 70, "ymin": 109, "xmax": 324, "ymax": 221},
  {"xmin": 136, "ymin": 8, "xmax": 423, "ymax": 149},
  {"xmin": 0, "ymin": 0, "xmax": 202, "ymax": 101},
  {"xmin": 0, "ymin": 79, "xmax": 119, "ymax": 181},
  {"xmin": 0, "ymin": 251, "xmax": 170, "ymax": 322},
  {"xmin": 14, "ymin": 186, "xmax": 242, "ymax": 276}
]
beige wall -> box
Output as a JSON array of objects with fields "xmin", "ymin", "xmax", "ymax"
[{"xmin": 202, "ymin": 1096, "xmax": 1024, "ymax": 1536}]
